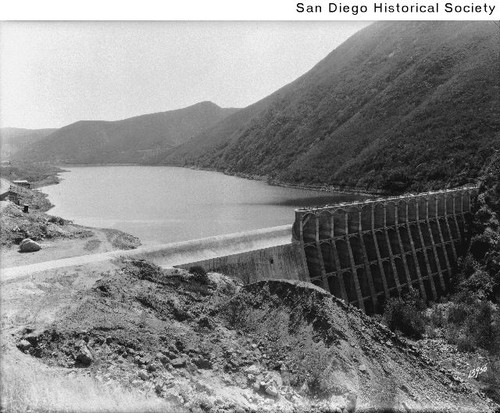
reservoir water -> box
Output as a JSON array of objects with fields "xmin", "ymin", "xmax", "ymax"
[{"xmin": 41, "ymin": 166, "xmax": 366, "ymax": 244}]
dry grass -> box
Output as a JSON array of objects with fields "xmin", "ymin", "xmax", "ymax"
[{"xmin": 0, "ymin": 355, "xmax": 178, "ymax": 413}]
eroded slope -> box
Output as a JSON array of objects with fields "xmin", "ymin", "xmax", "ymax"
[{"xmin": 11, "ymin": 260, "xmax": 496, "ymax": 412}]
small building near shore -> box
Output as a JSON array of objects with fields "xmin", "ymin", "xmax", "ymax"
[
  {"xmin": 12, "ymin": 180, "xmax": 31, "ymax": 189},
  {"xmin": 0, "ymin": 178, "xmax": 11, "ymax": 201},
  {"xmin": 1, "ymin": 178, "xmax": 22, "ymax": 204}
]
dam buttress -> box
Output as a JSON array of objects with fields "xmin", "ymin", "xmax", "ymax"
[{"xmin": 293, "ymin": 187, "xmax": 477, "ymax": 313}]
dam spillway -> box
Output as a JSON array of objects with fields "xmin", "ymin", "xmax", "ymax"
[{"xmin": 292, "ymin": 187, "xmax": 477, "ymax": 314}]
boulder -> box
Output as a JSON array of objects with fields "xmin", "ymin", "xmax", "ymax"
[
  {"xmin": 17, "ymin": 339, "xmax": 32, "ymax": 352},
  {"xmin": 245, "ymin": 364, "xmax": 260, "ymax": 375},
  {"xmin": 185, "ymin": 361, "xmax": 198, "ymax": 374},
  {"xmin": 19, "ymin": 238, "xmax": 41, "ymax": 253},
  {"xmin": 171, "ymin": 357, "xmax": 187, "ymax": 368},
  {"xmin": 138, "ymin": 370, "xmax": 149, "ymax": 380},
  {"xmin": 192, "ymin": 356, "xmax": 212, "ymax": 370},
  {"xmin": 75, "ymin": 345, "xmax": 94, "ymax": 367},
  {"xmin": 264, "ymin": 371, "xmax": 283, "ymax": 387},
  {"xmin": 157, "ymin": 353, "xmax": 170, "ymax": 365},
  {"xmin": 265, "ymin": 384, "xmax": 279, "ymax": 398},
  {"xmin": 24, "ymin": 334, "xmax": 39, "ymax": 346}
]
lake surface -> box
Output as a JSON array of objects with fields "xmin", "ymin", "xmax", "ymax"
[{"xmin": 41, "ymin": 166, "xmax": 366, "ymax": 244}]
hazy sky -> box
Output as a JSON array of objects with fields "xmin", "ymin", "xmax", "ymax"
[{"xmin": 0, "ymin": 21, "xmax": 369, "ymax": 129}]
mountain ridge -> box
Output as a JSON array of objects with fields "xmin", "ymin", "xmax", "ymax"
[
  {"xmin": 13, "ymin": 101, "xmax": 239, "ymax": 164},
  {"xmin": 159, "ymin": 21, "xmax": 500, "ymax": 193},
  {"xmin": 10, "ymin": 22, "xmax": 499, "ymax": 193}
]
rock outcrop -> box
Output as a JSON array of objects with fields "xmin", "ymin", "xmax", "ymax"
[{"xmin": 19, "ymin": 238, "xmax": 41, "ymax": 253}]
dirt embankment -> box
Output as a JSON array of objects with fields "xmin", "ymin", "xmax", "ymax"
[
  {"xmin": 4, "ymin": 259, "xmax": 496, "ymax": 413},
  {"xmin": 0, "ymin": 184, "xmax": 141, "ymax": 268}
]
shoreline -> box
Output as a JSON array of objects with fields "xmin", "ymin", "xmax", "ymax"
[
  {"xmin": 37, "ymin": 162, "xmax": 477, "ymax": 200},
  {"xmin": 39, "ymin": 162, "xmax": 389, "ymax": 198},
  {"xmin": 27, "ymin": 163, "xmax": 375, "ymax": 255},
  {"xmin": 178, "ymin": 164, "xmax": 389, "ymax": 197}
]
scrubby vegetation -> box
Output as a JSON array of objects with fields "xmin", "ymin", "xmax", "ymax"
[
  {"xmin": 188, "ymin": 265, "xmax": 209, "ymax": 284},
  {"xmin": 383, "ymin": 288, "xmax": 426, "ymax": 339},
  {"xmin": 383, "ymin": 152, "xmax": 500, "ymax": 403},
  {"xmin": 162, "ymin": 21, "xmax": 499, "ymax": 193},
  {"xmin": 435, "ymin": 152, "xmax": 498, "ymax": 352}
]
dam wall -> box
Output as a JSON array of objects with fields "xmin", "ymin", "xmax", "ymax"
[
  {"xmin": 1, "ymin": 225, "xmax": 296, "ymax": 282},
  {"xmin": 129, "ymin": 225, "xmax": 293, "ymax": 268},
  {"xmin": 293, "ymin": 187, "xmax": 477, "ymax": 313},
  {"xmin": 176, "ymin": 242, "xmax": 309, "ymax": 284},
  {"xmin": 4, "ymin": 187, "xmax": 478, "ymax": 309},
  {"xmin": 134, "ymin": 224, "xmax": 308, "ymax": 284}
]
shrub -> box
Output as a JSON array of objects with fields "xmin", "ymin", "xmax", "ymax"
[
  {"xmin": 445, "ymin": 298, "xmax": 499, "ymax": 353},
  {"xmin": 383, "ymin": 288, "xmax": 426, "ymax": 339},
  {"xmin": 188, "ymin": 265, "xmax": 206, "ymax": 276},
  {"xmin": 459, "ymin": 269, "xmax": 495, "ymax": 300},
  {"xmin": 188, "ymin": 265, "xmax": 209, "ymax": 284},
  {"xmin": 425, "ymin": 302, "xmax": 447, "ymax": 336},
  {"xmin": 469, "ymin": 233, "xmax": 493, "ymax": 261}
]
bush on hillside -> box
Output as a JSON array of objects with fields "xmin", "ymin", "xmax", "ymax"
[
  {"xmin": 383, "ymin": 288, "xmax": 426, "ymax": 339},
  {"xmin": 443, "ymin": 293, "xmax": 500, "ymax": 353},
  {"xmin": 188, "ymin": 265, "xmax": 209, "ymax": 284},
  {"xmin": 459, "ymin": 269, "xmax": 496, "ymax": 300},
  {"xmin": 458, "ymin": 153, "xmax": 500, "ymax": 300},
  {"xmin": 440, "ymin": 153, "xmax": 500, "ymax": 353}
]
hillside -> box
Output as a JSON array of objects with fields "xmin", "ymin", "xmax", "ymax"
[
  {"xmin": 0, "ymin": 128, "xmax": 57, "ymax": 160},
  {"xmin": 3, "ymin": 260, "xmax": 497, "ymax": 412},
  {"xmin": 160, "ymin": 22, "xmax": 500, "ymax": 193},
  {"xmin": 13, "ymin": 102, "xmax": 238, "ymax": 164}
]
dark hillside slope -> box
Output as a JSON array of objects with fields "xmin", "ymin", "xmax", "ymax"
[
  {"xmin": 145, "ymin": 97, "xmax": 274, "ymax": 165},
  {"xmin": 162, "ymin": 22, "xmax": 499, "ymax": 192},
  {"xmin": 14, "ymin": 102, "xmax": 238, "ymax": 164}
]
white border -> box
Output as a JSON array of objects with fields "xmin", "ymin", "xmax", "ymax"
[{"xmin": 1, "ymin": 0, "xmax": 498, "ymax": 20}]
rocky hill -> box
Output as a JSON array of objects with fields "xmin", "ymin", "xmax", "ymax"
[
  {"xmin": 160, "ymin": 21, "xmax": 500, "ymax": 193},
  {"xmin": 5, "ymin": 259, "xmax": 496, "ymax": 412},
  {"xmin": 13, "ymin": 102, "xmax": 238, "ymax": 164}
]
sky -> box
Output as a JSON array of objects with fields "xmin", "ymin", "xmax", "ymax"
[{"xmin": 0, "ymin": 21, "xmax": 370, "ymax": 130}]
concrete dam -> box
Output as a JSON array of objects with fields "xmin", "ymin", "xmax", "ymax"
[
  {"xmin": 292, "ymin": 187, "xmax": 477, "ymax": 313},
  {"xmin": 3, "ymin": 187, "xmax": 477, "ymax": 315}
]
